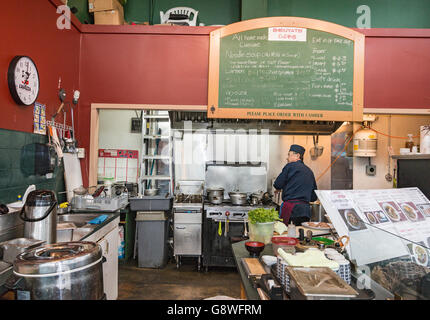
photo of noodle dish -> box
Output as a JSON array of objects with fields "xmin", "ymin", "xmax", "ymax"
[
  {"xmin": 365, "ymin": 212, "xmax": 377, "ymax": 224},
  {"xmin": 379, "ymin": 202, "xmax": 405, "ymax": 223},
  {"xmin": 400, "ymin": 202, "xmax": 424, "ymax": 222},
  {"xmin": 339, "ymin": 208, "xmax": 367, "ymax": 232}
]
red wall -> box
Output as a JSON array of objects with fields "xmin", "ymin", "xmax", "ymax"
[
  {"xmin": 2, "ymin": 5, "xmax": 429, "ymax": 186},
  {"xmin": 361, "ymin": 29, "xmax": 430, "ymax": 109},
  {"xmin": 77, "ymin": 26, "xmax": 215, "ymax": 183},
  {"xmin": 0, "ymin": 0, "xmax": 81, "ymax": 133},
  {"xmin": 77, "ymin": 26, "xmax": 430, "ymax": 185}
]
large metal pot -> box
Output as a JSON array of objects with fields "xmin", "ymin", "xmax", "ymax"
[
  {"xmin": 20, "ymin": 190, "xmax": 57, "ymax": 244},
  {"xmin": 11, "ymin": 241, "xmax": 105, "ymax": 300},
  {"xmin": 206, "ymin": 187, "xmax": 224, "ymax": 204},
  {"xmin": 144, "ymin": 188, "xmax": 159, "ymax": 196},
  {"xmin": 229, "ymin": 192, "xmax": 248, "ymax": 206}
]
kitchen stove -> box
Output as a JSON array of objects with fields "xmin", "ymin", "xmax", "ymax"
[{"xmin": 203, "ymin": 200, "xmax": 277, "ymax": 271}]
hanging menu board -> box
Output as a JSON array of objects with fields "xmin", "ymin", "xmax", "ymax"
[{"xmin": 208, "ymin": 17, "xmax": 365, "ymax": 121}]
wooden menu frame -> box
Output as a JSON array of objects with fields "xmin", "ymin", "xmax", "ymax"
[{"xmin": 208, "ymin": 17, "xmax": 365, "ymax": 122}]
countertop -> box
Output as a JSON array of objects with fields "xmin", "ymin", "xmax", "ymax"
[
  {"xmin": 232, "ymin": 225, "xmax": 337, "ymax": 300},
  {"xmin": 232, "ymin": 240, "xmax": 275, "ymax": 300},
  {"xmin": 0, "ymin": 211, "xmax": 120, "ymax": 293}
]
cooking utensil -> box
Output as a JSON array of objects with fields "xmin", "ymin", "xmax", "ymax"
[
  {"xmin": 207, "ymin": 187, "xmax": 224, "ymax": 204},
  {"xmin": 243, "ymin": 219, "xmax": 248, "ymax": 238},
  {"xmin": 310, "ymin": 134, "xmax": 324, "ymax": 160},
  {"xmin": 73, "ymin": 186, "xmax": 88, "ymax": 196},
  {"xmin": 229, "ymin": 192, "xmax": 247, "ymax": 205},
  {"xmin": 261, "ymin": 192, "xmax": 272, "ymax": 205},
  {"xmin": 0, "ymin": 204, "xmax": 9, "ymax": 215},
  {"xmin": 225, "ymin": 211, "xmax": 230, "ymax": 237}
]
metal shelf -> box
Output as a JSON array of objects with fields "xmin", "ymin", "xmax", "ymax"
[
  {"xmin": 143, "ymin": 115, "xmax": 170, "ymax": 119},
  {"xmin": 143, "ymin": 135, "xmax": 171, "ymax": 140},
  {"xmin": 141, "ymin": 175, "xmax": 171, "ymax": 180},
  {"xmin": 142, "ymin": 155, "xmax": 171, "ymax": 160}
]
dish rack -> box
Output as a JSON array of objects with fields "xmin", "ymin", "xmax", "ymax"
[{"xmin": 276, "ymin": 249, "xmax": 351, "ymax": 292}]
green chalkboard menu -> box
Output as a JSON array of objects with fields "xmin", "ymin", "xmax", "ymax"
[{"xmin": 208, "ymin": 17, "xmax": 365, "ymax": 121}]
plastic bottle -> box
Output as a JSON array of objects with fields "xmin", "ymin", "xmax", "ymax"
[
  {"xmin": 118, "ymin": 225, "xmax": 125, "ymax": 259},
  {"xmin": 405, "ymin": 134, "xmax": 414, "ymax": 152},
  {"xmin": 287, "ymin": 222, "xmax": 296, "ymax": 237}
]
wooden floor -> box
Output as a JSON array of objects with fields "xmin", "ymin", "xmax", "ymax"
[{"xmin": 118, "ymin": 258, "xmax": 242, "ymax": 300}]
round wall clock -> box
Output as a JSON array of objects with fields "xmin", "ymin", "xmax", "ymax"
[{"xmin": 8, "ymin": 55, "xmax": 40, "ymax": 106}]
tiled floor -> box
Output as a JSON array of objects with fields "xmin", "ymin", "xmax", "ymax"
[{"xmin": 118, "ymin": 258, "xmax": 242, "ymax": 300}]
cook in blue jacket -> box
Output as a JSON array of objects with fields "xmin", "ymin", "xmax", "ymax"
[{"xmin": 273, "ymin": 144, "xmax": 318, "ymax": 226}]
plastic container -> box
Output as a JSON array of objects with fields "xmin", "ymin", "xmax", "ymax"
[
  {"xmin": 421, "ymin": 126, "xmax": 430, "ymax": 154},
  {"xmin": 405, "ymin": 134, "xmax": 414, "ymax": 152},
  {"xmin": 271, "ymin": 237, "xmax": 299, "ymax": 256},
  {"xmin": 136, "ymin": 211, "xmax": 168, "ymax": 268},
  {"xmin": 129, "ymin": 195, "xmax": 173, "ymax": 211},
  {"xmin": 287, "ymin": 222, "xmax": 296, "ymax": 237},
  {"xmin": 248, "ymin": 221, "xmax": 275, "ymax": 244}
]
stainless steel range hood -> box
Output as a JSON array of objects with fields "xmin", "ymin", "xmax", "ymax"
[{"xmin": 169, "ymin": 111, "xmax": 342, "ymax": 135}]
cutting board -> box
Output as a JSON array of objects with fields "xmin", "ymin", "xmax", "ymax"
[{"xmin": 241, "ymin": 258, "xmax": 268, "ymax": 278}]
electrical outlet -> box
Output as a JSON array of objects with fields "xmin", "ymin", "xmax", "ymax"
[
  {"xmin": 77, "ymin": 148, "xmax": 85, "ymax": 159},
  {"xmin": 131, "ymin": 118, "xmax": 142, "ymax": 133},
  {"xmin": 366, "ymin": 164, "xmax": 376, "ymax": 176}
]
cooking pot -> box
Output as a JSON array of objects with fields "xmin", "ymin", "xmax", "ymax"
[
  {"xmin": 144, "ymin": 188, "xmax": 159, "ymax": 196},
  {"xmin": 229, "ymin": 192, "xmax": 248, "ymax": 206},
  {"xmin": 206, "ymin": 187, "xmax": 224, "ymax": 204},
  {"xmin": 10, "ymin": 241, "xmax": 105, "ymax": 300},
  {"xmin": 261, "ymin": 192, "xmax": 273, "ymax": 205}
]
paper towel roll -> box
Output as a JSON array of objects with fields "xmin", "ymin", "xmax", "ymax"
[
  {"xmin": 63, "ymin": 153, "xmax": 84, "ymax": 202},
  {"xmin": 420, "ymin": 126, "xmax": 430, "ymax": 154}
]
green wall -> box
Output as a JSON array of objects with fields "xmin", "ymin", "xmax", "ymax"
[
  {"xmin": 0, "ymin": 129, "xmax": 66, "ymax": 205},
  {"xmin": 267, "ymin": 0, "xmax": 430, "ymax": 28},
  {"xmin": 69, "ymin": 0, "xmax": 430, "ymax": 28},
  {"xmin": 125, "ymin": 0, "xmax": 241, "ymax": 25}
]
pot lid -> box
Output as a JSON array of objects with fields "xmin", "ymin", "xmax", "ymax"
[
  {"xmin": 13, "ymin": 242, "xmax": 102, "ymax": 276},
  {"xmin": 25, "ymin": 190, "xmax": 56, "ymax": 207}
]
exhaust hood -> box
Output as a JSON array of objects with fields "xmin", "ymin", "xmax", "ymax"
[{"xmin": 169, "ymin": 111, "xmax": 342, "ymax": 135}]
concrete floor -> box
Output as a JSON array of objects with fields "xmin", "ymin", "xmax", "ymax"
[{"xmin": 118, "ymin": 258, "xmax": 242, "ymax": 300}]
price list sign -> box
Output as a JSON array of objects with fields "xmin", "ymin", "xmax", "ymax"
[{"xmin": 208, "ymin": 17, "xmax": 364, "ymax": 121}]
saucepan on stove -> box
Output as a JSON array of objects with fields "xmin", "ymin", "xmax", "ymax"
[
  {"xmin": 229, "ymin": 192, "xmax": 248, "ymax": 206},
  {"xmin": 207, "ymin": 187, "xmax": 224, "ymax": 204}
]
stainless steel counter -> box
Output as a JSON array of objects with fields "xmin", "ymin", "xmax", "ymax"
[{"xmin": 0, "ymin": 211, "xmax": 120, "ymax": 295}]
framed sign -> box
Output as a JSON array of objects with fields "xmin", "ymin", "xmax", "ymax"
[{"xmin": 208, "ymin": 17, "xmax": 365, "ymax": 121}]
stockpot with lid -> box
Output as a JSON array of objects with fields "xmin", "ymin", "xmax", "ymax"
[{"xmin": 10, "ymin": 241, "xmax": 105, "ymax": 300}]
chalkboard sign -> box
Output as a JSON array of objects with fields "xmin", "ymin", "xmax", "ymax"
[{"xmin": 208, "ymin": 17, "xmax": 365, "ymax": 121}]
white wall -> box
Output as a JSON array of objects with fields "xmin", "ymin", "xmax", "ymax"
[
  {"xmin": 268, "ymin": 135, "xmax": 332, "ymax": 193},
  {"xmin": 98, "ymin": 110, "xmax": 142, "ymax": 153},
  {"xmin": 353, "ymin": 115, "xmax": 430, "ymax": 190},
  {"xmin": 98, "ymin": 110, "xmax": 143, "ymax": 182},
  {"xmin": 173, "ymin": 129, "xmax": 332, "ymax": 192}
]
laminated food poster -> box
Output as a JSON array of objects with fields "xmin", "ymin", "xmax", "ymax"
[{"xmin": 316, "ymin": 188, "xmax": 430, "ymax": 266}]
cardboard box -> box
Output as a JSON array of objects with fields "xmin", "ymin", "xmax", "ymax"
[
  {"xmin": 94, "ymin": 5, "xmax": 124, "ymax": 25},
  {"xmin": 89, "ymin": 0, "xmax": 122, "ymax": 13}
]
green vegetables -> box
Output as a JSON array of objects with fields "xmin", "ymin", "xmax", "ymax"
[{"xmin": 248, "ymin": 208, "xmax": 280, "ymax": 224}]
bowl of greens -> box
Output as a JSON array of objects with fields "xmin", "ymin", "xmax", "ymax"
[{"xmin": 247, "ymin": 208, "xmax": 280, "ymax": 244}]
